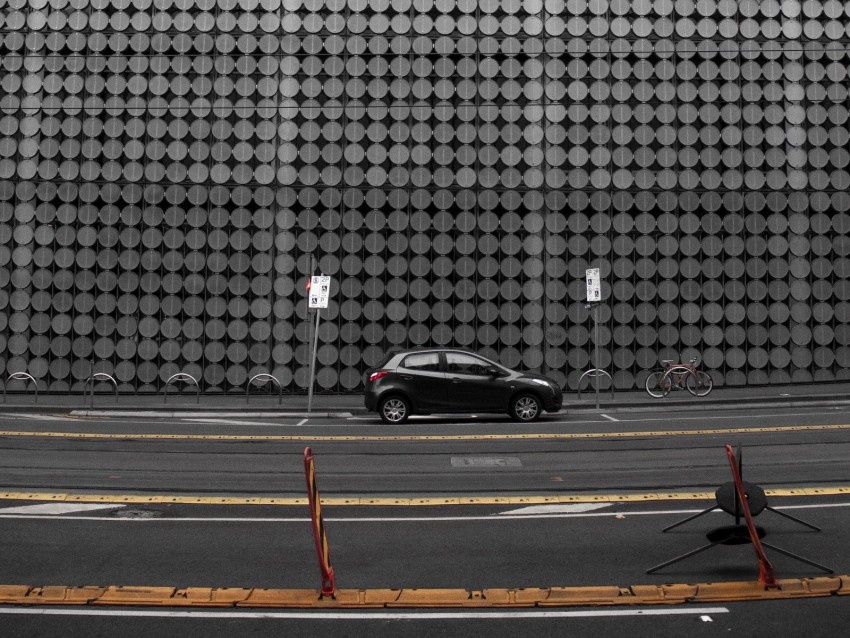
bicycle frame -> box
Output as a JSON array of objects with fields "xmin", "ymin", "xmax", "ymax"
[{"xmin": 662, "ymin": 365, "xmax": 698, "ymax": 390}]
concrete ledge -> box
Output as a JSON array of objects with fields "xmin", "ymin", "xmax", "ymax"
[{"xmin": 0, "ymin": 577, "xmax": 847, "ymax": 608}]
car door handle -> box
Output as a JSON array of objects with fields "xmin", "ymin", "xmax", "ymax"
[{"xmin": 401, "ymin": 375, "xmax": 413, "ymax": 380}]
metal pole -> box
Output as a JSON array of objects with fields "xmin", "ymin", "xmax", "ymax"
[
  {"xmin": 593, "ymin": 305, "xmax": 600, "ymax": 411},
  {"xmin": 307, "ymin": 306, "xmax": 321, "ymax": 414}
]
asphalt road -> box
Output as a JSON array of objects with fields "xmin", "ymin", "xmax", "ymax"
[{"xmin": 0, "ymin": 404, "xmax": 849, "ymax": 636}]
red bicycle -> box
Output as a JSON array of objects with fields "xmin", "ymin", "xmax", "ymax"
[{"xmin": 645, "ymin": 357, "xmax": 713, "ymax": 398}]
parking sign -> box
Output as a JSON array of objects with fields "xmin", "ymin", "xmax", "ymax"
[
  {"xmin": 309, "ymin": 275, "xmax": 331, "ymax": 309},
  {"xmin": 586, "ymin": 268, "xmax": 601, "ymax": 302}
]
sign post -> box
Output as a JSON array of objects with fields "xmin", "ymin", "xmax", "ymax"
[
  {"xmin": 307, "ymin": 274, "xmax": 331, "ymax": 414},
  {"xmin": 586, "ymin": 268, "xmax": 602, "ymax": 409}
]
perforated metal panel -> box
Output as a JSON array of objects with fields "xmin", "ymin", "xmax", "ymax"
[{"xmin": 1, "ymin": 1, "xmax": 849, "ymax": 393}]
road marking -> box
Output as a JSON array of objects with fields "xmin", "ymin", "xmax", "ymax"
[
  {"xmin": 2, "ymin": 422, "xmax": 850, "ymax": 442},
  {"xmin": 297, "ymin": 419, "xmax": 308, "ymax": 426},
  {"xmin": 183, "ymin": 418, "xmax": 290, "ymax": 427},
  {"xmin": 0, "ymin": 503, "xmax": 125, "ymax": 515},
  {"xmin": 498, "ymin": 503, "xmax": 611, "ymax": 515},
  {"xmin": 601, "ymin": 414, "xmax": 619, "ymax": 422},
  {"xmin": 545, "ymin": 410, "xmax": 850, "ymax": 426},
  {"xmin": 0, "ymin": 607, "xmax": 730, "ymax": 620},
  {"xmin": 1, "ymin": 501, "xmax": 847, "ymax": 523},
  {"xmin": 6, "ymin": 414, "xmax": 77, "ymax": 422}
]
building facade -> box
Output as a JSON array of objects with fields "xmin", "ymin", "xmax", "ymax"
[{"xmin": 1, "ymin": 0, "xmax": 850, "ymax": 393}]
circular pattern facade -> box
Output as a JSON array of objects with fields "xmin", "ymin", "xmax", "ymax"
[{"xmin": 1, "ymin": 0, "xmax": 850, "ymax": 393}]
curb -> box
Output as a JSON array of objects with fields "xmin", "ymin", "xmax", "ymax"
[
  {"xmin": 1, "ymin": 392, "xmax": 849, "ymax": 416},
  {"xmin": 1, "ymin": 577, "xmax": 848, "ymax": 608},
  {"xmin": 2, "ymin": 486, "xmax": 850, "ymax": 507},
  {"xmin": 68, "ymin": 410, "xmax": 355, "ymax": 419}
]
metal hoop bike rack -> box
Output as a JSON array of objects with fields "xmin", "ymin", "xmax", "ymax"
[
  {"xmin": 84, "ymin": 373, "xmax": 118, "ymax": 407},
  {"xmin": 246, "ymin": 373, "xmax": 283, "ymax": 405},
  {"xmin": 3, "ymin": 372, "xmax": 40, "ymax": 404},
  {"xmin": 577, "ymin": 368, "xmax": 615, "ymax": 402},
  {"xmin": 163, "ymin": 373, "xmax": 200, "ymax": 404}
]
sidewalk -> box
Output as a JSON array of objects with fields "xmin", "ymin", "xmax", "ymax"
[{"xmin": 2, "ymin": 382, "xmax": 850, "ymax": 416}]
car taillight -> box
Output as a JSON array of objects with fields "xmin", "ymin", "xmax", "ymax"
[{"xmin": 369, "ymin": 370, "xmax": 388, "ymax": 382}]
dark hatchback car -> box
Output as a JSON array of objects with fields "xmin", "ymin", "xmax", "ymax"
[{"xmin": 364, "ymin": 348, "xmax": 563, "ymax": 424}]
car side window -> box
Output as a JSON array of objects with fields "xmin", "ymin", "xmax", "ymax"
[
  {"xmin": 445, "ymin": 353, "xmax": 489, "ymax": 376},
  {"xmin": 401, "ymin": 352, "xmax": 441, "ymax": 372}
]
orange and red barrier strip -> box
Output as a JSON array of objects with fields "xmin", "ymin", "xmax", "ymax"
[
  {"xmin": 725, "ymin": 444, "xmax": 777, "ymax": 588},
  {"xmin": 304, "ymin": 447, "xmax": 335, "ymax": 597}
]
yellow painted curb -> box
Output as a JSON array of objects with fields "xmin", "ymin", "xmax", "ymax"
[
  {"xmin": 2, "ymin": 423, "xmax": 850, "ymax": 444},
  {"xmin": 0, "ymin": 578, "xmax": 847, "ymax": 608},
  {"xmin": 3, "ymin": 487, "xmax": 850, "ymax": 507}
]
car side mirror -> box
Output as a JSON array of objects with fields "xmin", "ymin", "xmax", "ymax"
[{"xmin": 487, "ymin": 367, "xmax": 502, "ymax": 377}]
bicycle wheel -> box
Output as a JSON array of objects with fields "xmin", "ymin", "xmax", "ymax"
[
  {"xmin": 686, "ymin": 371, "xmax": 713, "ymax": 397},
  {"xmin": 645, "ymin": 371, "xmax": 670, "ymax": 398}
]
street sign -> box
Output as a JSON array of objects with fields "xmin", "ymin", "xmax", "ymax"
[
  {"xmin": 308, "ymin": 275, "xmax": 331, "ymax": 309},
  {"xmin": 585, "ymin": 268, "xmax": 601, "ymax": 302}
]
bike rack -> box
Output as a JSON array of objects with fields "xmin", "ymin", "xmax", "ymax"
[
  {"xmin": 246, "ymin": 373, "xmax": 283, "ymax": 405},
  {"xmin": 163, "ymin": 373, "xmax": 200, "ymax": 404},
  {"xmin": 84, "ymin": 373, "xmax": 118, "ymax": 407},
  {"xmin": 3, "ymin": 372, "xmax": 40, "ymax": 404},
  {"xmin": 577, "ymin": 368, "xmax": 615, "ymax": 402}
]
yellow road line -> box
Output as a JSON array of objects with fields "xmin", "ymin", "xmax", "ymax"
[
  {"xmin": 0, "ymin": 577, "xmax": 848, "ymax": 607},
  {"xmin": 2, "ymin": 423, "xmax": 850, "ymax": 442},
  {"xmin": 2, "ymin": 487, "xmax": 849, "ymax": 507}
]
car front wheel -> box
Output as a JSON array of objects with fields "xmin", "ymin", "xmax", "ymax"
[
  {"xmin": 379, "ymin": 395, "xmax": 410, "ymax": 424},
  {"xmin": 510, "ymin": 394, "xmax": 541, "ymax": 422}
]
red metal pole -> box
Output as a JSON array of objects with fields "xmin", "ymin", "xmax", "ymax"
[
  {"xmin": 304, "ymin": 447, "xmax": 335, "ymax": 597},
  {"xmin": 725, "ymin": 445, "xmax": 777, "ymax": 587}
]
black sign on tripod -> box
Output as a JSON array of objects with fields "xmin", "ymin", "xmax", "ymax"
[{"xmin": 647, "ymin": 445, "xmax": 832, "ymax": 578}]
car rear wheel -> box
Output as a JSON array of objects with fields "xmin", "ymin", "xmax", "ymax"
[
  {"xmin": 379, "ymin": 395, "xmax": 410, "ymax": 424},
  {"xmin": 510, "ymin": 394, "xmax": 541, "ymax": 422}
]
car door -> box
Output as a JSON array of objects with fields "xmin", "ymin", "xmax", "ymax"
[
  {"xmin": 395, "ymin": 352, "xmax": 446, "ymax": 411},
  {"xmin": 443, "ymin": 352, "xmax": 507, "ymax": 412}
]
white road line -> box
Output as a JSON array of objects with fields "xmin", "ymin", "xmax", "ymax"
[
  {"xmin": 1, "ymin": 502, "xmax": 846, "ymax": 524},
  {"xmin": 183, "ymin": 418, "xmax": 289, "ymax": 427},
  {"xmin": 0, "ymin": 503, "xmax": 125, "ymax": 515},
  {"xmin": 347, "ymin": 409, "xmax": 850, "ymax": 426},
  {"xmin": 297, "ymin": 419, "xmax": 308, "ymax": 426},
  {"xmin": 8, "ymin": 414, "xmax": 76, "ymax": 421},
  {"xmin": 498, "ymin": 504, "xmax": 611, "ymax": 516},
  {"xmin": 0, "ymin": 607, "xmax": 730, "ymax": 620},
  {"xmin": 544, "ymin": 410, "xmax": 850, "ymax": 426}
]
